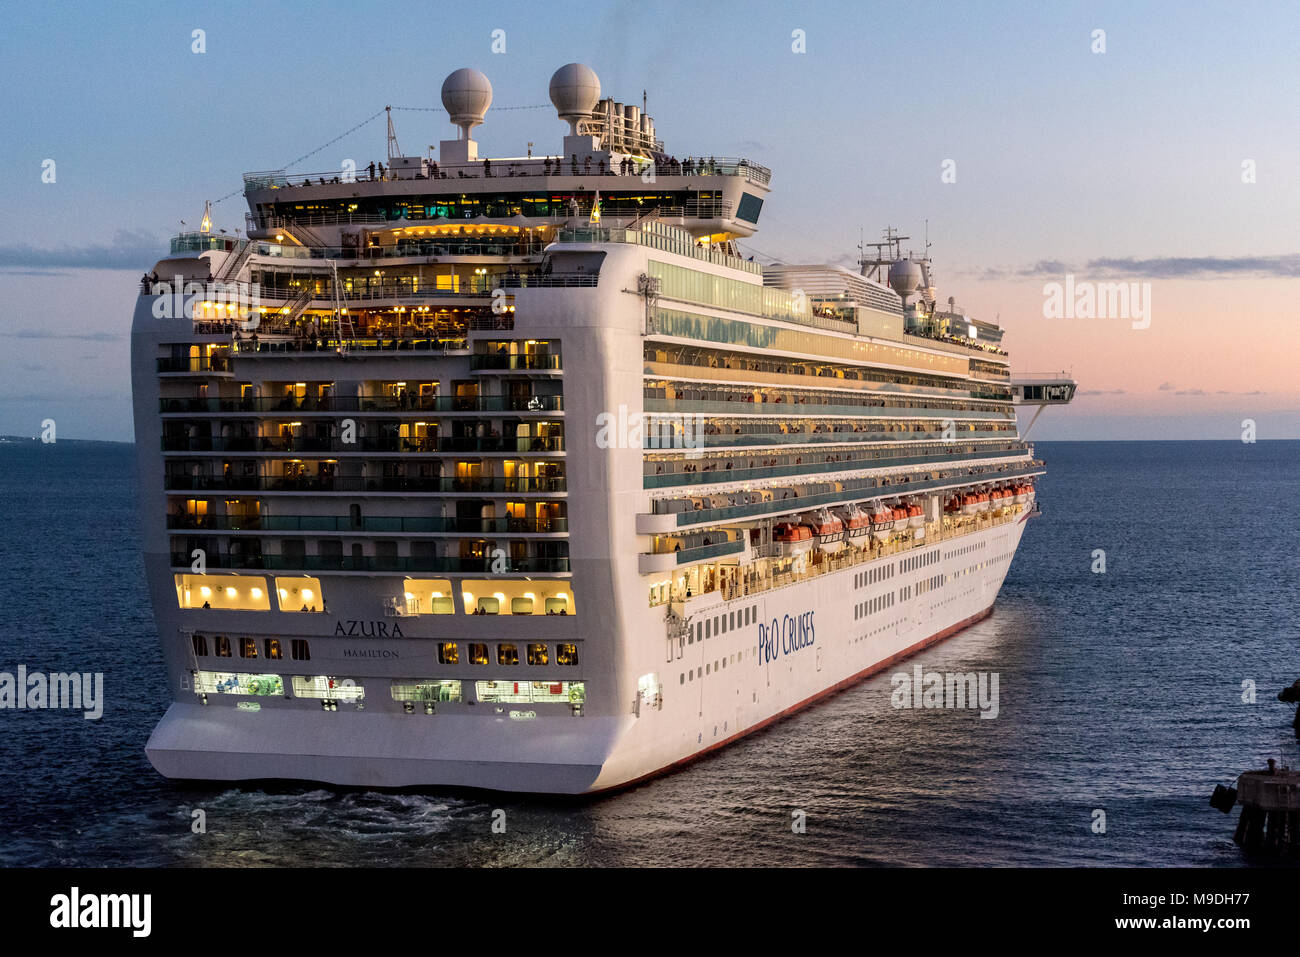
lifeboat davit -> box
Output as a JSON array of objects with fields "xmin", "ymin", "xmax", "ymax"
[{"xmin": 773, "ymin": 522, "xmax": 813, "ymax": 557}]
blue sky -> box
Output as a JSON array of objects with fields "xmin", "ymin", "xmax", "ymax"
[{"xmin": 2, "ymin": 0, "xmax": 1298, "ymax": 440}]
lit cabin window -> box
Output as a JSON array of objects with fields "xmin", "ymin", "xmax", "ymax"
[
  {"xmin": 175, "ymin": 574, "xmax": 271, "ymax": 611},
  {"xmin": 497, "ymin": 644, "xmax": 519, "ymax": 666},
  {"xmin": 264, "ymin": 638, "xmax": 283, "ymax": 660},
  {"xmin": 214, "ymin": 636, "xmax": 232, "ymax": 658},
  {"xmin": 240, "ymin": 637, "xmax": 259, "ymax": 659},
  {"xmin": 438, "ymin": 642, "xmax": 460, "ymax": 665},
  {"xmin": 468, "ymin": 643, "xmax": 489, "ymax": 666},
  {"xmin": 557, "ymin": 643, "xmax": 579, "ymax": 666},
  {"xmin": 527, "ymin": 643, "xmax": 549, "ymax": 666},
  {"xmin": 401, "ymin": 579, "xmax": 455, "ymax": 615},
  {"xmin": 276, "ymin": 576, "xmax": 325, "ymax": 613}
]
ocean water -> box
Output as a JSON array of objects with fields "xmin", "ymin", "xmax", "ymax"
[{"xmin": 0, "ymin": 439, "xmax": 1296, "ymax": 867}]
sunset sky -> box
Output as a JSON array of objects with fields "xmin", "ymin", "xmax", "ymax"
[{"xmin": 2, "ymin": 0, "xmax": 1297, "ymax": 441}]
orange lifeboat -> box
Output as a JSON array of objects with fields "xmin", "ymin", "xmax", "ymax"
[
  {"xmin": 773, "ymin": 522, "xmax": 813, "ymax": 557},
  {"xmin": 870, "ymin": 506, "xmax": 894, "ymax": 541}
]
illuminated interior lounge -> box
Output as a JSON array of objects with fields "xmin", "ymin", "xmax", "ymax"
[
  {"xmin": 175, "ymin": 574, "xmax": 272, "ymax": 611},
  {"xmin": 460, "ymin": 580, "xmax": 574, "ymax": 615}
]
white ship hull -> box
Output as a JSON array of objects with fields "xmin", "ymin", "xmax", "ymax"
[{"xmin": 145, "ymin": 515, "xmax": 1027, "ymax": 793}]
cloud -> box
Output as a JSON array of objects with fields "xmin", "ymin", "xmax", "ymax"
[
  {"xmin": 0, "ymin": 330, "xmax": 123, "ymax": 341},
  {"xmin": 1175, "ymin": 388, "xmax": 1207, "ymax": 396},
  {"xmin": 1079, "ymin": 388, "xmax": 1127, "ymax": 396},
  {"xmin": 978, "ymin": 254, "xmax": 1300, "ymax": 281},
  {"xmin": 1157, "ymin": 382, "xmax": 1174, "ymax": 391},
  {"xmin": 0, "ymin": 229, "xmax": 164, "ymax": 271}
]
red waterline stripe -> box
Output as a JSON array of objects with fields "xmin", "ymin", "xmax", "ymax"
[{"xmin": 590, "ymin": 603, "xmax": 997, "ymax": 795}]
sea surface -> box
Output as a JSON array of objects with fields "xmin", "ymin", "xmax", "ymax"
[{"xmin": 0, "ymin": 439, "xmax": 1296, "ymax": 867}]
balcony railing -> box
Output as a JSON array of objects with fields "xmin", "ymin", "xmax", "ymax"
[
  {"xmin": 169, "ymin": 552, "xmax": 571, "ymax": 573},
  {"xmin": 164, "ymin": 475, "xmax": 566, "ymax": 494},
  {"xmin": 244, "ymin": 156, "xmax": 769, "ymax": 191},
  {"xmin": 642, "ymin": 444, "xmax": 1032, "ymax": 489},
  {"xmin": 160, "ymin": 395, "xmax": 564, "ymax": 414},
  {"xmin": 157, "ymin": 357, "xmax": 231, "ymax": 373},
  {"xmin": 161, "ymin": 435, "xmax": 564, "ymax": 454},
  {"xmin": 231, "ymin": 337, "xmax": 471, "ymax": 357},
  {"xmin": 667, "ymin": 539, "xmax": 746, "ymax": 564},
  {"xmin": 655, "ymin": 463, "xmax": 1044, "ymax": 527},
  {"xmin": 168, "ymin": 514, "xmax": 568, "ymax": 534},
  {"xmin": 470, "ymin": 354, "xmax": 562, "ymax": 371}
]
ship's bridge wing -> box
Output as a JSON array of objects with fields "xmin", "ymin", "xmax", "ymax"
[
  {"xmin": 1011, "ymin": 373, "xmax": 1076, "ymax": 439},
  {"xmin": 1011, "ymin": 374, "xmax": 1077, "ymax": 405}
]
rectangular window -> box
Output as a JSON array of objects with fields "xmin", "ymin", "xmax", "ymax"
[
  {"xmin": 194, "ymin": 670, "xmax": 283, "ymax": 696},
  {"xmin": 214, "ymin": 635, "xmax": 232, "ymax": 658},
  {"xmin": 527, "ymin": 643, "xmax": 549, "ymax": 666},
  {"xmin": 469, "ymin": 643, "xmax": 489, "ymax": 666},
  {"xmin": 475, "ymin": 680, "xmax": 585, "ymax": 704},
  {"xmin": 291, "ymin": 675, "xmax": 364, "ymax": 701},
  {"xmin": 390, "ymin": 680, "xmax": 462, "ymax": 703},
  {"xmin": 497, "ymin": 644, "xmax": 519, "ymax": 666},
  {"xmin": 240, "ymin": 637, "xmax": 259, "ymax": 659},
  {"xmin": 556, "ymin": 643, "xmax": 579, "ymax": 666},
  {"xmin": 264, "ymin": 638, "xmax": 283, "ymax": 660},
  {"xmin": 438, "ymin": 642, "xmax": 460, "ymax": 665},
  {"xmin": 290, "ymin": 639, "xmax": 310, "ymax": 661},
  {"xmin": 191, "ymin": 634, "xmax": 208, "ymax": 657}
]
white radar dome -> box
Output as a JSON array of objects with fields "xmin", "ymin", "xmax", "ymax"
[
  {"xmin": 441, "ymin": 68, "xmax": 493, "ymax": 137},
  {"xmin": 888, "ymin": 259, "xmax": 924, "ymax": 301},
  {"xmin": 549, "ymin": 63, "xmax": 601, "ymax": 134}
]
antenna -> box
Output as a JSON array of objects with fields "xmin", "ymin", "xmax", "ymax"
[{"xmin": 386, "ymin": 106, "xmax": 401, "ymax": 163}]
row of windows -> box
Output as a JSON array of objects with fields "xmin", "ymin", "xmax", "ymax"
[
  {"xmin": 690, "ymin": 604, "xmax": 757, "ymax": 644},
  {"xmin": 192, "ymin": 634, "xmax": 311, "ymax": 661},
  {"xmin": 679, "ymin": 648, "xmax": 752, "ymax": 684},
  {"xmin": 901, "ymin": 550, "xmax": 939, "ymax": 574},
  {"xmin": 943, "ymin": 540, "xmax": 987, "ymax": 561},
  {"xmin": 915, "ymin": 573, "xmax": 947, "ymax": 597},
  {"xmin": 854, "ymin": 564, "xmax": 894, "ymax": 589},
  {"xmin": 438, "ymin": 642, "xmax": 579, "ymax": 667},
  {"xmin": 193, "ymin": 670, "xmax": 584, "ymax": 706},
  {"xmin": 854, "ymin": 592, "xmax": 895, "ymax": 620}
]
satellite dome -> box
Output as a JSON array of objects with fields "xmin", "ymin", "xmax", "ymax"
[
  {"xmin": 441, "ymin": 68, "xmax": 493, "ymax": 137},
  {"xmin": 888, "ymin": 259, "xmax": 923, "ymax": 301},
  {"xmin": 549, "ymin": 63, "xmax": 601, "ymax": 134}
]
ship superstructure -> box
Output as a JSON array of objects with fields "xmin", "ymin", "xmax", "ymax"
[{"xmin": 132, "ymin": 63, "xmax": 1074, "ymax": 792}]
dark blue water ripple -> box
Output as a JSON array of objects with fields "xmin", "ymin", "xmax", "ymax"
[{"xmin": 0, "ymin": 439, "xmax": 1295, "ymax": 866}]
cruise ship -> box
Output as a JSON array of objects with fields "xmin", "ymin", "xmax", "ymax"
[{"xmin": 132, "ymin": 64, "xmax": 1075, "ymax": 793}]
